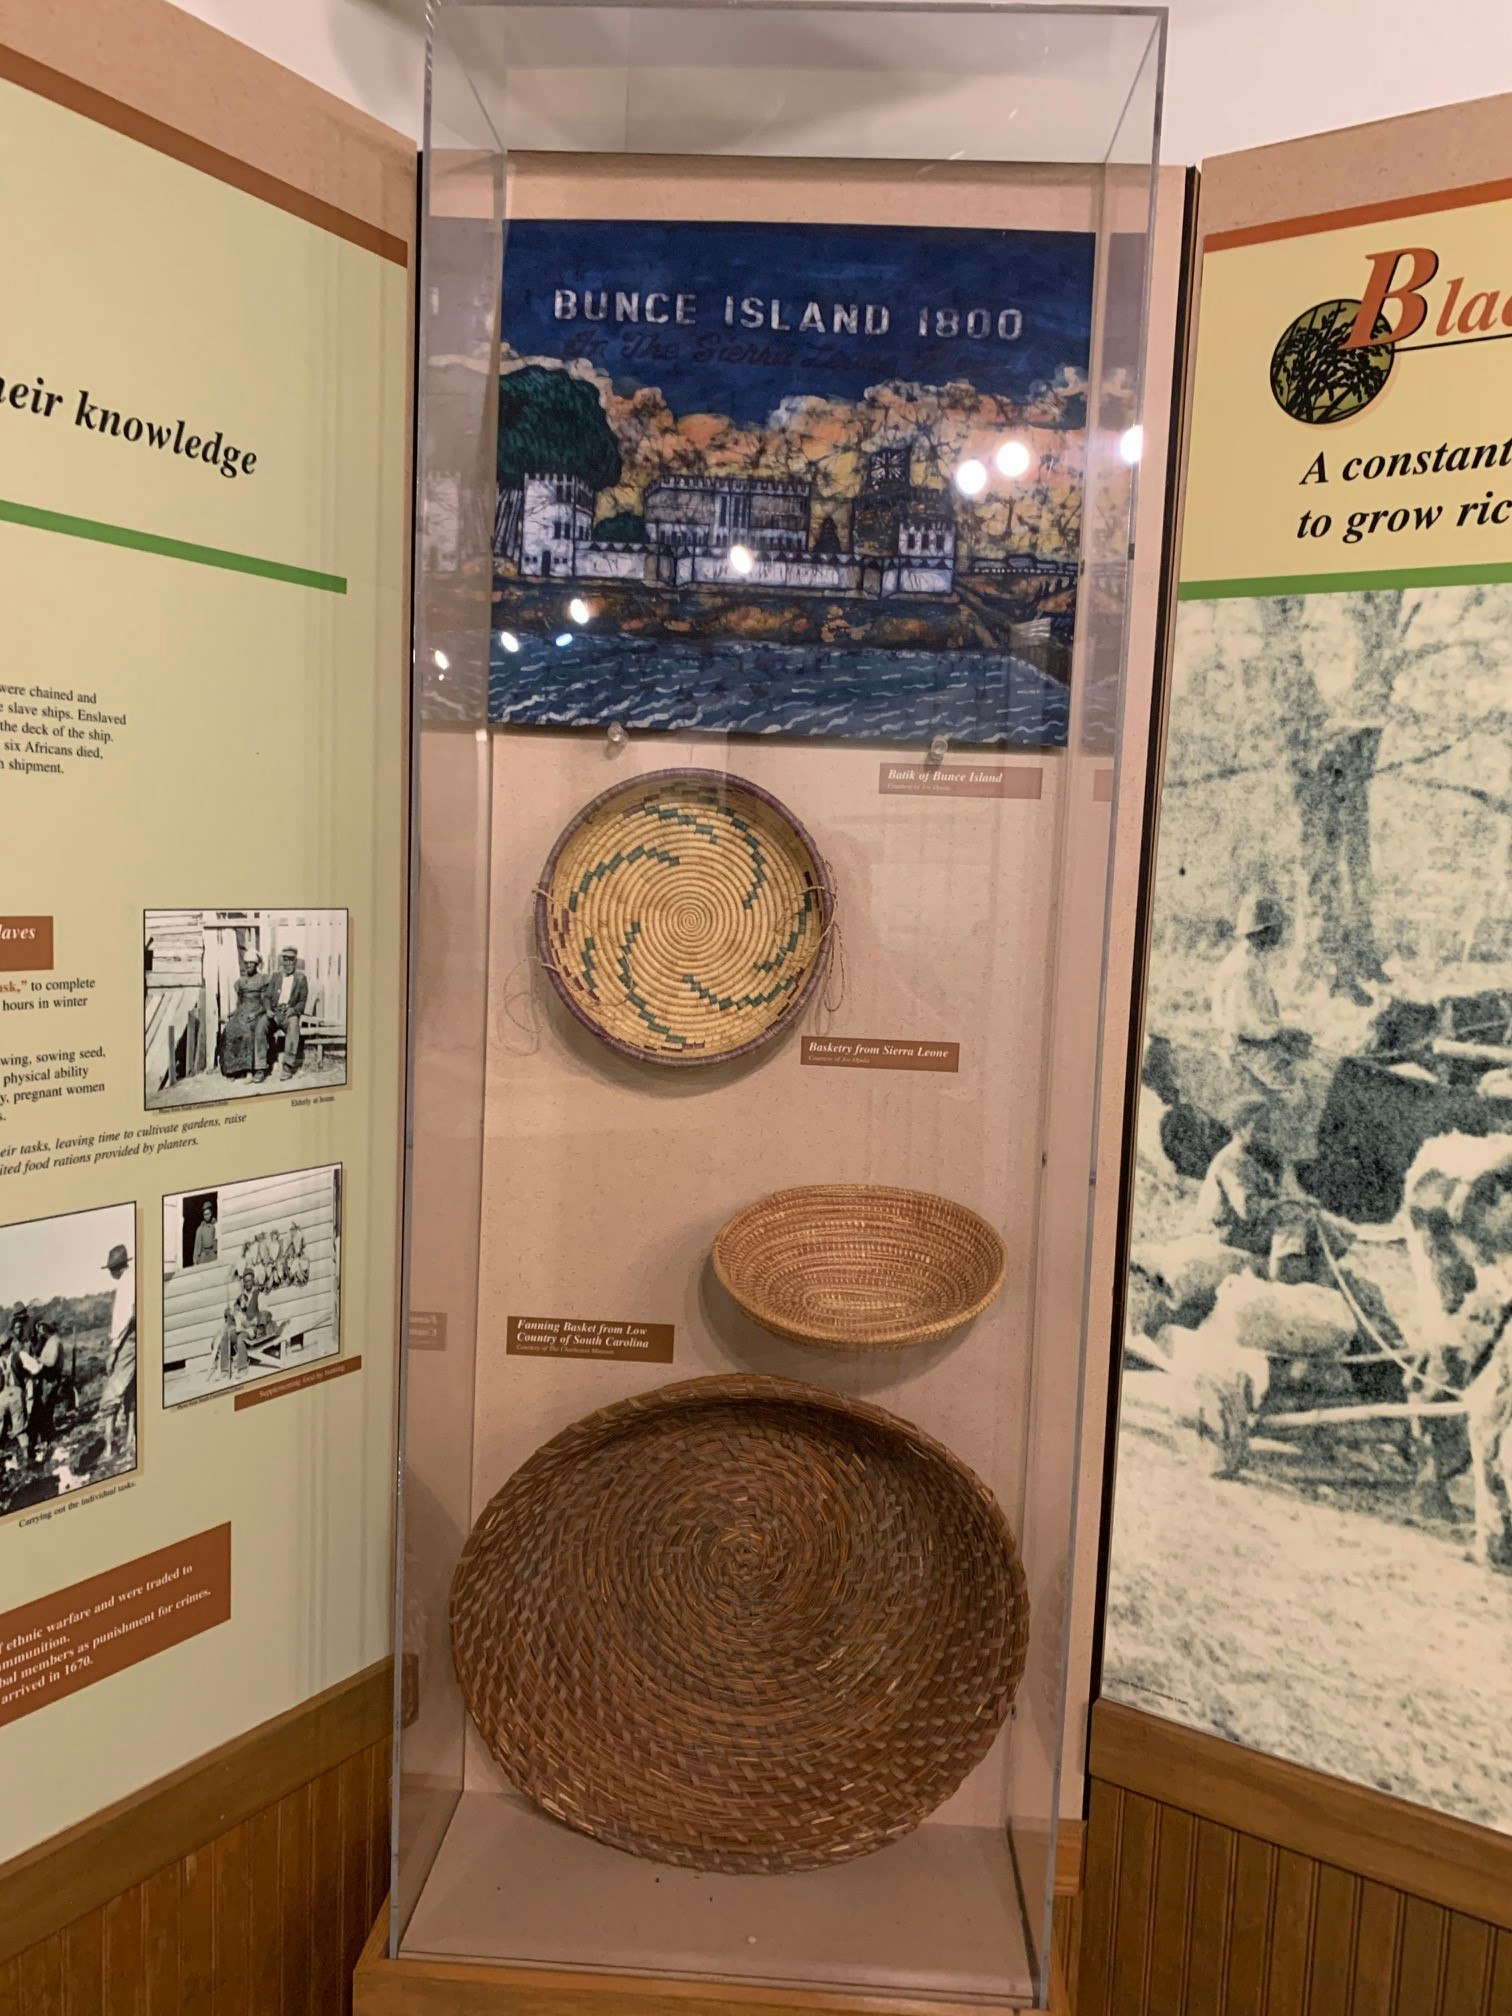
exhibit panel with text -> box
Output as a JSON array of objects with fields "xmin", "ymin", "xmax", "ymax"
[{"xmin": 0, "ymin": 59, "xmax": 408, "ymax": 1859}]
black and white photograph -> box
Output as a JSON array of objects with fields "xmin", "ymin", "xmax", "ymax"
[
  {"xmin": 1104, "ymin": 584, "xmax": 1512, "ymax": 1829},
  {"xmin": 143, "ymin": 908, "xmax": 349, "ymax": 1111},
  {"xmin": 0, "ymin": 1201, "xmax": 137, "ymax": 1518},
  {"xmin": 161, "ymin": 1164, "xmax": 342, "ymax": 1406}
]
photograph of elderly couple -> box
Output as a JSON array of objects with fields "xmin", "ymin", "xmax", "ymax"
[
  {"xmin": 1104, "ymin": 583, "xmax": 1512, "ymax": 1832},
  {"xmin": 143, "ymin": 907, "xmax": 348, "ymax": 1112},
  {"xmin": 0, "ymin": 1201, "xmax": 137, "ymax": 1519},
  {"xmin": 160, "ymin": 1163, "xmax": 341, "ymax": 1406}
]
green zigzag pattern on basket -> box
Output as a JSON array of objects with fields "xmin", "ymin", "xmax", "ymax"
[
  {"xmin": 614, "ymin": 920, "xmax": 691, "ymax": 1048},
  {"xmin": 646, "ymin": 800, "xmax": 767, "ymax": 909},
  {"xmin": 681, "ymin": 970, "xmax": 800, "ymax": 1014},
  {"xmin": 578, "ymin": 933, "xmax": 600, "ymax": 1001},
  {"xmin": 750, "ymin": 890, "xmax": 816, "ymax": 974},
  {"xmin": 720, "ymin": 808, "xmax": 768, "ymax": 911},
  {"xmin": 574, "ymin": 888, "xmax": 811, "ymax": 1036},
  {"xmin": 568, "ymin": 843, "xmax": 682, "ymax": 913}
]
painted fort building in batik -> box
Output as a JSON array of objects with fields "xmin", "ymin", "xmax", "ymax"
[{"xmin": 495, "ymin": 439, "xmax": 959, "ymax": 597}]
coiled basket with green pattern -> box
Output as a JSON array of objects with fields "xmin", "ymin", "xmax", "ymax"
[{"xmin": 535, "ymin": 769, "xmax": 833, "ymax": 1066}]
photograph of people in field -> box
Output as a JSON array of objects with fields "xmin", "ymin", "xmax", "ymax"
[
  {"xmin": 1105, "ymin": 583, "xmax": 1512, "ymax": 1828},
  {"xmin": 0, "ymin": 1201, "xmax": 136, "ymax": 1519}
]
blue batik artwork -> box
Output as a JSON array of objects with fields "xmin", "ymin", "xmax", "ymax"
[{"xmin": 489, "ymin": 217, "xmax": 1096, "ymax": 748}]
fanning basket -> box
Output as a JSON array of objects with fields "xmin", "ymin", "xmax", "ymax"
[
  {"xmin": 535, "ymin": 769, "xmax": 831, "ymax": 1065},
  {"xmin": 450, "ymin": 1375, "xmax": 1028, "ymax": 1875},
  {"xmin": 712, "ymin": 1185, "xmax": 1006, "ymax": 1350}
]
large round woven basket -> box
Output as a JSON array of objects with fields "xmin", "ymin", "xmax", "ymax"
[
  {"xmin": 712, "ymin": 1185, "xmax": 1007, "ymax": 1351},
  {"xmin": 451, "ymin": 1375, "xmax": 1028, "ymax": 1875},
  {"xmin": 535, "ymin": 769, "xmax": 832, "ymax": 1066}
]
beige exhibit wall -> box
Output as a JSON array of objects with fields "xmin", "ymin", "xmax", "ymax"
[
  {"xmin": 0, "ymin": 29, "xmax": 409, "ymax": 1860},
  {"xmin": 473, "ymin": 726, "xmax": 1060, "ymax": 1830},
  {"xmin": 1101, "ymin": 94, "xmax": 1512, "ymax": 1835}
]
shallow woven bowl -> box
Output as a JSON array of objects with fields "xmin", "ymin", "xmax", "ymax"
[
  {"xmin": 535, "ymin": 769, "xmax": 832, "ymax": 1066},
  {"xmin": 451, "ymin": 1374, "xmax": 1028, "ymax": 1875},
  {"xmin": 712, "ymin": 1184, "xmax": 1007, "ymax": 1351}
]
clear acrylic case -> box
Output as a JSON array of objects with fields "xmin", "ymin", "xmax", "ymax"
[{"xmin": 391, "ymin": 6, "xmax": 1164, "ymax": 2009}]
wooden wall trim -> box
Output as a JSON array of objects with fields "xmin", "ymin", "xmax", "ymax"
[
  {"xmin": 1055, "ymin": 1820, "xmax": 1085, "ymax": 1896},
  {"xmin": 0, "ymin": 1657, "xmax": 393, "ymax": 1965},
  {"xmin": 1089, "ymin": 1698, "xmax": 1512, "ymax": 1933},
  {"xmin": 1195, "ymin": 88, "xmax": 1512, "ymax": 251},
  {"xmin": 0, "ymin": 0, "xmax": 414, "ymax": 245},
  {"xmin": 0, "ymin": 40, "xmax": 406, "ymax": 262}
]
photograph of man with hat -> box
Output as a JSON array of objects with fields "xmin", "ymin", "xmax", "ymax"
[
  {"xmin": 0, "ymin": 1202, "xmax": 137, "ymax": 1516},
  {"xmin": 99, "ymin": 1236, "xmax": 136, "ymax": 1465},
  {"xmin": 0, "ymin": 1305, "xmax": 32, "ymax": 1473},
  {"xmin": 1210, "ymin": 893, "xmax": 1323, "ymax": 1188},
  {"xmin": 266, "ymin": 942, "xmax": 309, "ymax": 1080},
  {"xmin": 1212, "ymin": 897, "xmax": 1309, "ymax": 1060}
]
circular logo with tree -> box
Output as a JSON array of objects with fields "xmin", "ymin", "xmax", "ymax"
[{"xmin": 1269, "ymin": 299, "xmax": 1394, "ymax": 424}]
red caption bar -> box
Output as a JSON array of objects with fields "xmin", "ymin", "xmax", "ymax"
[
  {"xmin": 0, "ymin": 1524, "xmax": 231, "ymax": 1728},
  {"xmin": 507, "ymin": 1317, "xmax": 675, "ymax": 1364},
  {"xmin": 234, "ymin": 1354, "xmax": 362, "ymax": 1411},
  {"xmin": 801, "ymin": 1037, "xmax": 960, "ymax": 1074},
  {"xmin": 0, "ymin": 915, "xmax": 54, "ymax": 972}
]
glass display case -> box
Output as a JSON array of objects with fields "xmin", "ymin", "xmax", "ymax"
[{"xmin": 385, "ymin": 5, "xmax": 1165, "ymax": 2010}]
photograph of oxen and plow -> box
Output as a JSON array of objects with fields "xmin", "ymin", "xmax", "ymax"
[{"xmin": 1104, "ymin": 584, "xmax": 1512, "ymax": 1826}]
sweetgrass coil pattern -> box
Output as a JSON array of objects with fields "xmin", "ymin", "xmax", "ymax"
[
  {"xmin": 536, "ymin": 770, "xmax": 831, "ymax": 1065},
  {"xmin": 712, "ymin": 1184, "xmax": 1007, "ymax": 1351},
  {"xmin": 450, "ymin": 1375, "xmax": 1029, "ymax": 1875}
]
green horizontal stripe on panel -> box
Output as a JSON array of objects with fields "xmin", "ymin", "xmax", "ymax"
[
  {"xmin": 1179, "ymin": 559, "xmax": 1512, "ymax": 601},
  {"xmin": 0, "ymin": 497, "xmax": 347, "ymax": 593}
]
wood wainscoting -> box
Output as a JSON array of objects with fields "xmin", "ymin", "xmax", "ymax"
[
  {"xmin": 0, "ymin": 1661, "xmax": 392, "ymax": 2014},
  {"xmin": 1069, "ymin": 1702, "xmax": 1512, "ymax": 2014}
]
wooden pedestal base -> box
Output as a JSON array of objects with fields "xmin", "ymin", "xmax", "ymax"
[{"xmin": 353, "ymin": 1909, "xmax": 1053, "ymax": 2016}]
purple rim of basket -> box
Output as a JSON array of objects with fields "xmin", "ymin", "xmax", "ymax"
[{"xmin": 533, "ymin": 767, "xmax": 835, "ymax": 1067}]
